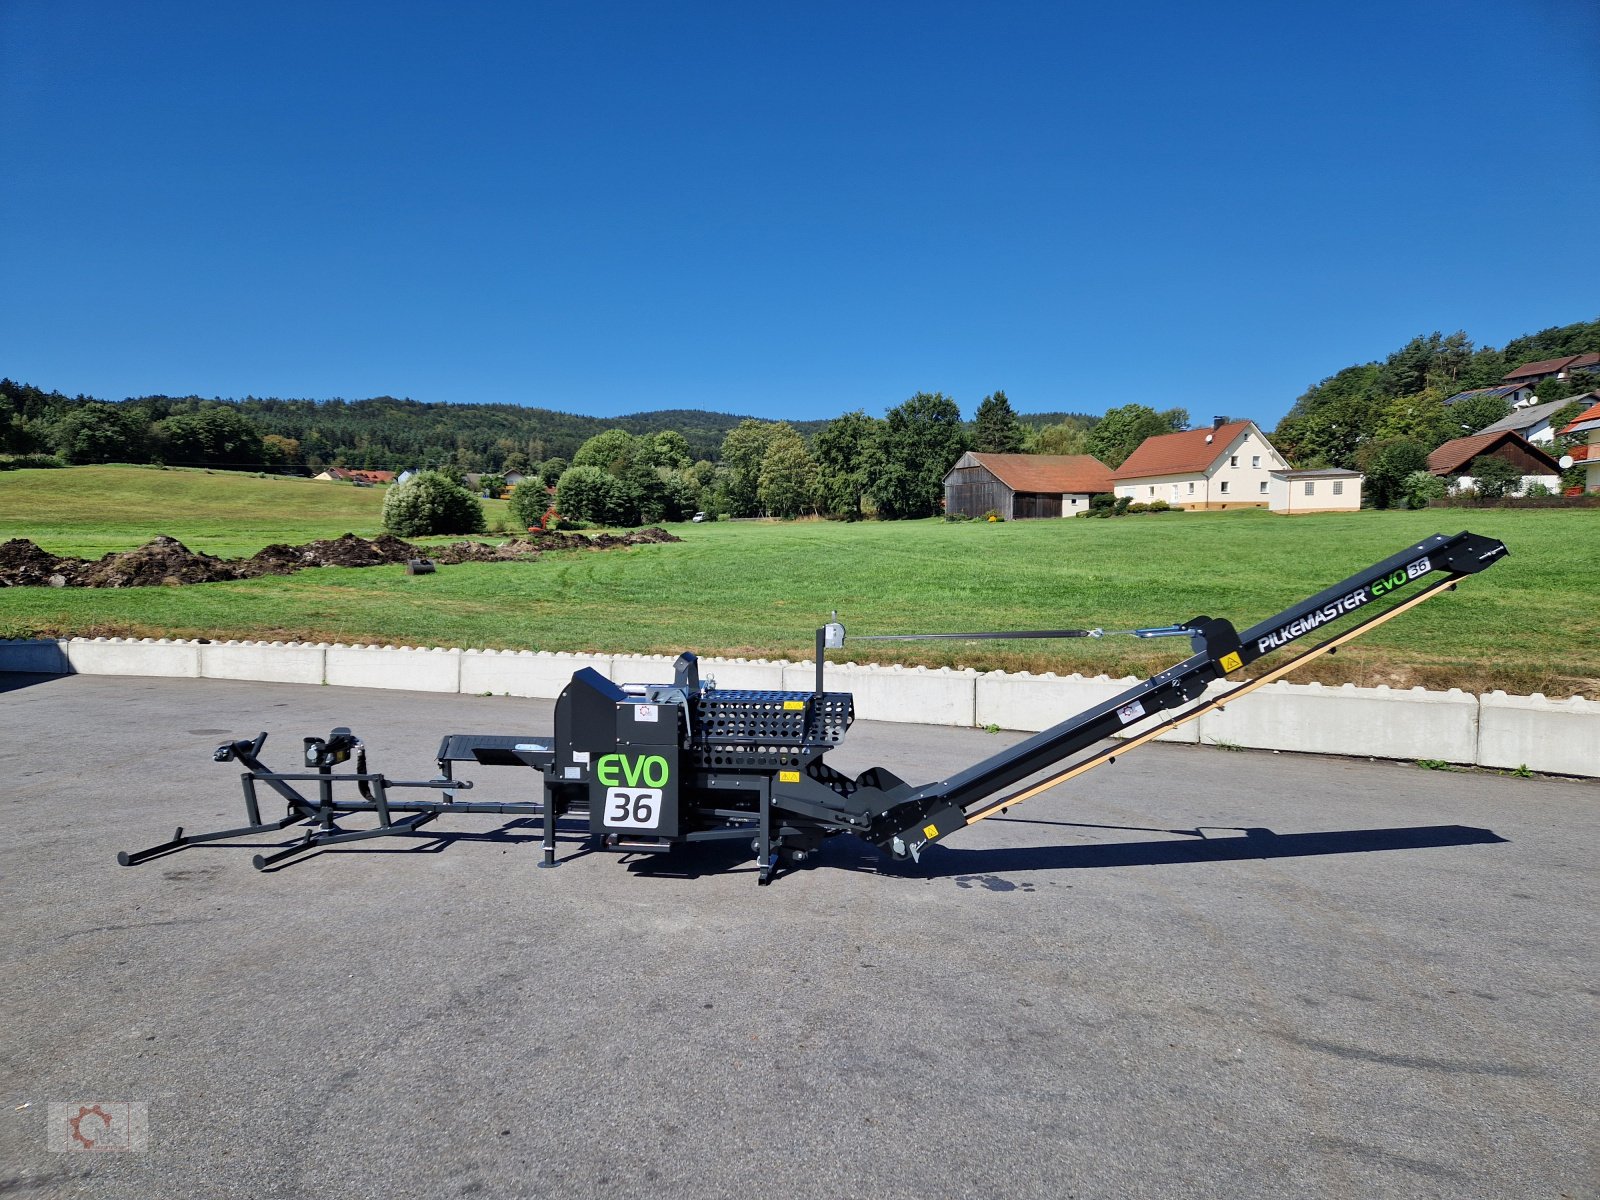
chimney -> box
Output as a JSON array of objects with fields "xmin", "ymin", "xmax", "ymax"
[{"xmin": 1212, "ymin": 415, "xmax": 1227, "ymax": 429}]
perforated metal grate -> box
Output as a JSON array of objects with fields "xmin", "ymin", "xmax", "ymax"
[{"xmin": 689, "ymin": 690, "xmax": 853, "ymax": 770}]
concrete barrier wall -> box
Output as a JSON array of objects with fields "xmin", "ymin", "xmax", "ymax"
[
  {"xmin": 1477, "ymin": 691, "xmax": 1600, "ymax": 777},
  {"xmin": 324, "ymin": 645, "xmax": 461, "ymax": 693},
  {"xmin": 1, "ymin": 637, "xmax": 1595, "ymax": 778},
  {"xmin": 1198, "ymin": 681, "xmax": 1480, "ymax": 764}
]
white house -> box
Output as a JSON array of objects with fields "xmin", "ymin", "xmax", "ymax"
[
  {"xmin": 1268, "ymin": 468, "xmax": 1363, "ymax": 514},
  {"xmin": 1110, "ymin": 419, "xmax": 1289, "ymax": 510},
  {"xmin": 1557, "ymin": 399, "xmax": 1600, "ymax": 492},
  {"xmin": 1472, "ymin": 394, "xmax": 1595, "ymax": 447}
]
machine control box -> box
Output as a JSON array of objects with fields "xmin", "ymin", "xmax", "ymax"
[{"xmin": 589, "ymin": 699, "xmax": 682, "ymax": 838}]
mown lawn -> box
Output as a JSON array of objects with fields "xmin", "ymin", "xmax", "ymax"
[
  {"xmin": 0, "ymin": 464, "xmax": 512, "ymax": 557},
  {"xmin": 1, "ymin": 467, "xmax": 1593, "ymax": 696}
]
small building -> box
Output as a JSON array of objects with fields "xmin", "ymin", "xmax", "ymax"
[
  {"xmin": 1556, "ymin": 399, "xmax": 1600, "ymax": 492},
  {"xmin": 1426, "ymin": 430, "xmax": 1561, "ymax": 495},
  {"xmin": 942, "ymin": 452, "xmax": 1113, "ymax": 519},
  {"xmin": 314, "ymin": 467, "xmax": 395, "ymax": 484},
  {"xmin": 1110, "ymin": 419, "xmax": 1289, "ymax": 510},
  {"xmin": 1444, "ymin": 383, "xmax": 1535, "ymax": 409},
  {"xmin": 1267, "ymin": 468, "xmax": 1363, "ymax": 514},
  {"xmin": 1501, "ymin": 353, "xmax": 1600, "ymax": 387},
  {"xmin": 1471, "ymin": 394, "xmax": 1594, "ymax": 447}
]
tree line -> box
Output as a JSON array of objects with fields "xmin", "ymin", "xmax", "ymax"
[
  {"xmin": 4, "ymin": 314, "xmax": 1594, "ymax": 518},
  {"xmin": 1269, "ymin": 317, "xmax": 1599, "ymax": 505}
]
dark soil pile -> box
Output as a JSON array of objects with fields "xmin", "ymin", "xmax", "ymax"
[
  {"xmin": 74, "ymin": 536, "xmax": 247, "ymax": 588},
  {"xmin": 0, "ymin": 527, "xmax": 678, "ymax": 588},
  {"xmin": 430, "ymin": 540, "xmax": 525, "ymax": 564},
  {"xmin": 0, "ymin": 538, "xmax": 82, "ymax": 587},
  {"xmin": 506, "ymin": 526, "xmax": 681, "ymax": 553}
]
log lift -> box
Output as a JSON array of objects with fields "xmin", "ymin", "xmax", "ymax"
[{"xmin": 119, "ymin": 531, "xmax": 1508, "ymax": 884}]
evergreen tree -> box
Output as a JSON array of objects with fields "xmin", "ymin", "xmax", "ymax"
[{"xmin": 972, "ymin": 391, "xmax": 1024, "ymax": 453}]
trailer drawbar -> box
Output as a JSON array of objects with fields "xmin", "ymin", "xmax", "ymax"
[{"xmin": 119, "ymin": 531, "xmax": 1508, "ymax": 884}]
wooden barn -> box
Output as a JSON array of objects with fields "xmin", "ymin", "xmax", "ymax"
[{"xmin": 943, "ymin": 452, "xmax": 1114, "ymax": 519}]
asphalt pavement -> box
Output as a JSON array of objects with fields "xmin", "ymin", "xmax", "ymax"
[{"xmin": 1, "ymin": 671, "xmax": 1594, "ymax": 1200}]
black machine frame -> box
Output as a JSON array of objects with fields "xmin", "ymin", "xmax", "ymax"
[{"xmin": 119, "ymin": 531, "xmax": 1508, "ymax": 884}]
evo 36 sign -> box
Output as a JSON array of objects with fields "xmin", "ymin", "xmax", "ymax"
[
  {"xmin": 596, "ymin": 753, "xmax": 673, "ymax": 831},
  {"xmin": 1255, "ymin": 556, "xmax": 1430, "ymax": 653}
]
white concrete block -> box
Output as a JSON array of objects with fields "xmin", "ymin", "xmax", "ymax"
[
  {"xmin": 1477, "ymin": 691, "xmax": 1600, "ymax": 777},
  {"xmin": 199, "ymin": 640, "xmax": 325, "ymax": 686},
  {"xmin": 807, "ymin": 662, "xmax": 977, "ymax": 726},
  {"xmin": 698, "ymin": 657, "xmax": 790, "ymax": 691},
  {"xmin": 0, "ymin": 638, "xmax": 71, "ymax": 674},
  {"xmin": 975, "ymin": 671, "xmax": 1201, "ymax": 743},
  {"xmin": 65, "ymin": 637, "xmax": 201, "ymax": 678},
  {"xmin": 324, "ymin": 644, "xmax": 461, "ymax": 693},
  {"xmin": 606, "ymin": 655, "xmax": 677, "ymax": 689},
  {"xmin": 459, "ymin": 650, "xmax": 611, "ymax": 698},
  {"xmin": 1198, "ymin": 681, "xmax": 1479, "ymax": 763}
]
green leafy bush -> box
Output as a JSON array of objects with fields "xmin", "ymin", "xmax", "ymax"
[
  {"xmin": 508, "ymin": 479, "xmax": 552, "ymax": 530},
  {"xmin": 1148, "ymin": 499, "xmax": 1170, "ymax": 512},
  {"xmin": 1402, "ymin": 470, "xmax": 1446, "ymax": 509},
  {"xmin": 0, "ymin": 453, "xmax": 66, "ymax": 470},
  {"xmin": 381, "ymin": 470, "xmax": 485, "ymax": 537},
  {"xmin": 556, "ymin": 465, "xmax": 632, "ymax": 526}
]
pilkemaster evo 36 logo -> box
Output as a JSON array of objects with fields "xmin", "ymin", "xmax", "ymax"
[
  {"xmin": 596, "ymin": 753, "xmax": 670, "ymax": 829},
  {"xmin": 1256, "ymin": 556, "xmax": 1430, "ymax": 653}
]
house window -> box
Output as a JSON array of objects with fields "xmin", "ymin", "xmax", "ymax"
[
  {"xmin": 1149, "ymin": 487, "xmax": 1155, "ymax": 497},
  {"xmin": 1187, "ymin": 481, "xmax": 1194, "ymax": 494},
  {"xmin": 1251, "ymin": 455, "xmax": 1260, "ymax": 469},
  {"xmin": 1259, "ymin": 481, "xmax": 1268, "ymax": 493},
  {"xmin": 1219, "ymin": 481, "xmax": 1229, "ymax": 494},
  {"xmin": 1230, "ymin": 455, "xmax": 1238, "ymax": 467},
  {"xmin": 1332, "ymin": 480, "xmax": 1344, "ymax": 495},
  {"xmin": 1304, "ymin": 482, "xmax": 1315, "ymax": 496}
]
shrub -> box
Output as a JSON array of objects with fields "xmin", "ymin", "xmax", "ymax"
[
  {"xmin": 1468, "ymin": 455, "xmax": 1522, "ymax": 500},
  {"xmin": 982, "ymin": 508, "xmax": 1004, "ymax": 522},
  {"xmin": 381, "ymin": 470, "xmax": 485, "ymax": 537},
  {"xmin": 555, "ymin": 465, "xmax": 632, "ymax": 526},
  {"xmin": 1113, "ymin": 495, "xmax": 1132, "ymax": 515},
  {"xmin": 1148, "ymin": 499, "xmax": 1170, "ymax": 512},
  {"xmin": 1089, "ymin": 492, "xmax": 1116, "ymax": 511},
  {"xmin": 943, "ymin": 511, "xmax": 972, "ymax": 522},
  {"xmin": 1522, "ymin": 481, "xmax": 1552, "ymax": 499},
  {"xmin": 507, "ymin": 479, "xmax": 551, "ymax": 530},
  {"xmin": 1402, "ymin": 470, "xmax": 1446, "ymax": 509},
  {"xmin": 1126, "ymin": 502, "xmax": 1149, "ymax": 513},
  {"xmin": 0, "ymin": 453, "xmax": 66, "ymax": 470}
]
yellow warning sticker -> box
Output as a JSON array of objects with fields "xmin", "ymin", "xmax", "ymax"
[
  {"xmin": 923, "ymin": 824, "xmax": 939, "ymax": 839},
  {"xmin": 778, "ymin": 770, "xmax": 801, "ymax": 783},
  {"xmin": 1219, "ymin": 651, "xmax": 1242, "ymax": 673},
  {"xmin": 783, "ymin": 700, "xmax": 805, "ymax": 710}
]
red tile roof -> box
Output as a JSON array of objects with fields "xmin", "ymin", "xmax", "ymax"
[
  {"xmin": 1557, "ymin": 399, "xmax": 1600, "ymax": 436},
  {"xmin": 1426, "ymin": 431, "xmax": 1560, "ymax": 475},
  {"xmin": 965, "ymin": 453, "xmax": 1113, "ymax": 494},
  {"xmin": 1502, "ymin": 353, "xmax": 1600, "ymax": 383},
  {"xmin": 1109, "ymin": 422, "xmax": 1255, "ymax": 481}
]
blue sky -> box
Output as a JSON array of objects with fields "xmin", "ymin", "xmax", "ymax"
[{"xmin": 3, "ymin": 0, "xmax": 1596, "ymax": 429}]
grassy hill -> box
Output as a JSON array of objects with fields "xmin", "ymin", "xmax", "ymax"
[
  {"xmin": 0, "ymin": 465, "xmax": 509, "ymax": 558},
  {"xmin": 0, "ymin": 466, "xmax": 1591, "ymax": 697}
]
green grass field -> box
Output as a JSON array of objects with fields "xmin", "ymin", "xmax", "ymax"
[{"xmin": 1, "ymin": 466, "xmax": 1593, "ymax": 696}]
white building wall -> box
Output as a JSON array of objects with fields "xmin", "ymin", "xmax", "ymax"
[{"xmin": 1205, "ymin": 428, "xmax": 1287, "ymax": 506}]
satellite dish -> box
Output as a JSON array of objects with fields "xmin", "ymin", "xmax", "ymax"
[
  {"xmin": 1559, "ymin": 455, "xmax": 1574, "ymax": 469},
  {"xmin": 1204, "ymin": 433, "xmax": 1213, "ymax": 443}
]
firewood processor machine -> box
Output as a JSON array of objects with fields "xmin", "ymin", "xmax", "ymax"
[{"xmin": 119, "ymin": 531, "xmax": 1508, "ymax": 884}]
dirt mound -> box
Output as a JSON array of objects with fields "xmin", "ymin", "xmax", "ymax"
[
  {"xmin": 0, "ymin": 538, "xmax": 84, "ymax": 587},
  {"xmin": 75, "ymin": 535, "xmax": 246, "ymax": 588},
  {"xmin": 507, "ymin": 527, "xmax": 682, "ymax": 553},
  {"xmin": 430, "ymin": 540, "xmax": 523, "ymax": 564},
  {"xmin": 294, "ymin": 533, "xmax": 417, "ymax": 568},
  {"xmin": 0, "ymin": 526, "xmax": 681, "ymax": 588}
]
